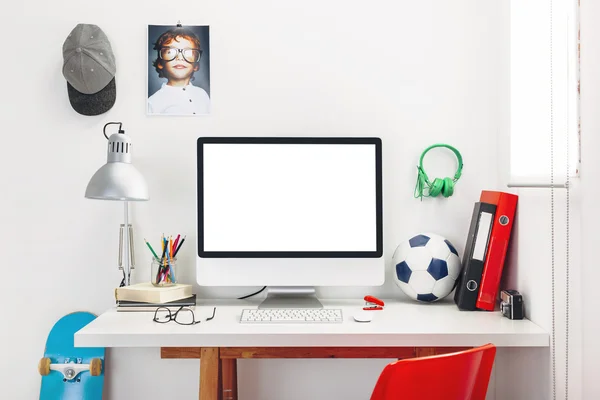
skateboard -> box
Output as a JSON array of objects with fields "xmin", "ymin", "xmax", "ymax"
[{"xmin": 38, "ymin": 311, "xmax": 105, "ymax": 400}]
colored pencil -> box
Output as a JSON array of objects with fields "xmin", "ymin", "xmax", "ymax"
[
  {"xmin": 160, "ymin": 237, "xmax": 168, "ymax": 282},
  {"xmin": 173, "ymin": 234, "xmax": 181, "ymax": 255},
  {"xmin": 160, "ymin": 237, "xmax": 167, "ymax": 260},
  {"xmin": 150, "ymin": 233, "xmax": 185, "ymax": 284},
  {"xmin": 173, "ymin": 235, "xmax": 186, "ymax": 257},
  {"xmin": 144, "ymin": 239, "xmax": 159, "ymax": 260},
  {"xmin": 166, "ymin": 244, "xmax": 175, "ymax": 283}
]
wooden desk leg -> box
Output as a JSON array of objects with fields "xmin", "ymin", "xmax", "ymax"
[
  {"xmin": 415, "ymin": 347, "xmax": 471, "ymax": 358},
  {"xmin": 200, "ymin": 347, "xmax": 222, "ymax": 400},
  {"xmin": 415, "ymin": 347, "xmax": 436, "ymax": 358},
  {"xmin": 222, "ymin": 358, "xmax": 238, "ymax": 400}
]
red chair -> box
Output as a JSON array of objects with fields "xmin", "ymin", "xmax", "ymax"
[{"xmin": 370, "ymin": 344, "xmax": 496, "ymax": 400}]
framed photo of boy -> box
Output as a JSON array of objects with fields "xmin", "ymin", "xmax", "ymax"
[{"xmin": 147, "ymin": 24, "xmax": 210, "ymax": 116}]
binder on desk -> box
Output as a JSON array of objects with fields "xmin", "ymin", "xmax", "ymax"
[
  {"xmin": 454, "ymin": 202, "xmax": 496, "ymax": 310},
  {"xmin": 476, "ymin": 191, "xmax": 518, "ymax": 311}
]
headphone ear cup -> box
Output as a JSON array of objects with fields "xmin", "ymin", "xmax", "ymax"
[
  {"xmin": 441, "ymin": 177, "xmax": 454, "ymax": 197},
  {"xmin": 429, "ymin": 178, "xmax": 444, "ymax": 197}
]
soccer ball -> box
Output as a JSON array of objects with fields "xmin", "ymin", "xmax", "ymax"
[{"xmin": 392, "ymin": 233, "xmax": 462, "ymax": 302}]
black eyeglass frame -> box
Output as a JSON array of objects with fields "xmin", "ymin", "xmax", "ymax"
[
  {"xmin": 152, "ymin": 306, "xmax": 216, "ymax": 325},
  {"xmin": 158, "ymin": 47, "xmax": 202, "ymax": 63}
]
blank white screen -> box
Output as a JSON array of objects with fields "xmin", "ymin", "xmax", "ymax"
[{"xmin": 202, "ymin": 143, "xmax": 377, "ymax": 252}]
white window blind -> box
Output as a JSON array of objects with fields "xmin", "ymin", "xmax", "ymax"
[{"xmin": 509, "ymin": 0, "xmax": 579, "ymax": 187}]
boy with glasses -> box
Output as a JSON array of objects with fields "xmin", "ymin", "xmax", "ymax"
[{"xmin": 147, "ymin": 26, "xmax": 210, "ymax": 115}]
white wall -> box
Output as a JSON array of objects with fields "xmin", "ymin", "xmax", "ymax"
[
  {"xmin": 0, "ymin": 1, "xmax": 516, "ymax": 399},
  {"xmin": 580, "ymin": 0, "xmax": 600, "ymax": 397},
  {"xmin": 492, "ymin": 188, "xmax": 581, "ymax": 400},
  {"xmin": 492, "ymin": 0, "xmax": 584, "ymax": 395}
]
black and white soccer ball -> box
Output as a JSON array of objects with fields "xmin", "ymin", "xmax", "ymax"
[{"xmin": 392, "ymin": 233, "xmax": 462, "ymax": 302}]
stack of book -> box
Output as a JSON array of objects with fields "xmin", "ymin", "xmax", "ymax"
[
  {"xmin": 454, "ymin": 190, "xmax": 518, "ymax": 311},
  {"xmin": 114, "ymin": 283, "xmax": 196, "ymax": 312}
]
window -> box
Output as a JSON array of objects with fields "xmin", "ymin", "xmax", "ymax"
[{"xmin": 509, "ymin": 0, "xmax": 579, "ymax": 186}]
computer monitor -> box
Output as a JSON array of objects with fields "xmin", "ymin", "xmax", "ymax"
[{"xmin": 196, "ymin": 137, "xmax": 384, "ymax": 308}]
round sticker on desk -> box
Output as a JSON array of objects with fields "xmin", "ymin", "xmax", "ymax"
[{"xmin": 499, "ymin": 215, "xmax": 509, "ymax": 225}]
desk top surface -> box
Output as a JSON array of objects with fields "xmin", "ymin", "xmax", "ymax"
[{"xmin": 74, "ymin": 298, "xmax": 549, "ymax": 348}]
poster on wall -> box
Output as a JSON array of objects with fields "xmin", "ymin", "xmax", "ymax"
[{"xmin": 147, "ymin": 23, "xmax": 210, "ymax": 116}]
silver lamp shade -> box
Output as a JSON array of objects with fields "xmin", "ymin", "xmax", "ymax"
[{"xmin": 85, "ymin": 132, "xmax": 149, "ymax": 201}]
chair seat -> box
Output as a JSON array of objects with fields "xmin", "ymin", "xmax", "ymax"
[{"xmin": 370, "ymin": 344, "xmax": 496, "ymax": 400}]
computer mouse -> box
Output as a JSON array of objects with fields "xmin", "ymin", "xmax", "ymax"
[{"xmin": 353, "ymin": 310, "xmax": 374, "ymax": 323}]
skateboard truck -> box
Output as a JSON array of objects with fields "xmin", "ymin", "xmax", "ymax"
[
  {"xmin": 39, "ymin": 356, "xmax": 103, "ymax": 381},
  {"xmin": 39, "ymin": 311, "xmax": 105, "ymax": 398}
]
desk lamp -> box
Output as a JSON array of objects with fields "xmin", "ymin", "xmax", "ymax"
[{"xmin": 85, "ymin": 122, "xmax": 149, "ymax": 286}]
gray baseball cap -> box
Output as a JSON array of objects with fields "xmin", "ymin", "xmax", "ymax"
[{"xmin": 62, "ymin": 24, "xmax": 116, "ymax": 116}]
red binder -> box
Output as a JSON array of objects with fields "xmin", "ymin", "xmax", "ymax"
[{"xmin": 476, "ymin": 190, "xmax": 518, "ymax": 311}]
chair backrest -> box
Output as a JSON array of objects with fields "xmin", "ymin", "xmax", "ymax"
[{"xmin": 370, "ymin": 343, "xmax": 496, "ymax": 400}]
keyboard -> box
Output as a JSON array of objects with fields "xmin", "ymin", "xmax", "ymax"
[{"xmin": 240, "ymin": 308, "xmax": 343, "ymax": 323}]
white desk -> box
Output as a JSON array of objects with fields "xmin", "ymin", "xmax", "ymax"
[{"xmin": 74, "ymin": 298, "xmax": 549, "ymax": 400}]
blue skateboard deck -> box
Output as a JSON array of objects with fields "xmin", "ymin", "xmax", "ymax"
[{"xmin": 39, "ymin": 312, "xmax": 105, "ymax": 400}]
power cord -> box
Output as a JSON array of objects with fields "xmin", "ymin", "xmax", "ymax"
[
  {"xmin": 119, "ymin": 270, "xmax": 130, "ymax": 288},
  {"xmin": 118, "ymin": 276, "xmax": 265, "ymax": 299},
  {"xmin": 238, "ymin": 286, "xmax": 267, "ymax": 300}
]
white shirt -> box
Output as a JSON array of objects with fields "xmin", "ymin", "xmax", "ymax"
[{"xmin": 147, "ymin": 83, "xmax": 210, "ymax": 115}]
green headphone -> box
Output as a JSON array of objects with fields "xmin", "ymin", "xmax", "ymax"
[{"xmin": 414, "ymin": 144, "xmax": 463, "ymax": 200}]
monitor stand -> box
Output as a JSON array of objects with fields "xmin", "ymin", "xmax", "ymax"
[{"xmin": 258, "ymin": 286, "xmax": 323, "ymax": 309}]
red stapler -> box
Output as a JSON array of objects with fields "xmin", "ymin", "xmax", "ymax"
[{"xmin": 363, "ymin": 295, "xmax": 384, "ymax": 310}]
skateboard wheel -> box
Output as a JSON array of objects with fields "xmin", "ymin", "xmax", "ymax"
[
  {"xmin": 90, "ymin": 358, "xmax": 102, "ymax": 376},
  {"xmin": 38, "ymin": 358, "xmax": 51, "ymax": 376}
]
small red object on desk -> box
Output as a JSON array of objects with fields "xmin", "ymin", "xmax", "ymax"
[{"xmin": 364, "ymin": 295, "xmax": 385, "ymax": 310}]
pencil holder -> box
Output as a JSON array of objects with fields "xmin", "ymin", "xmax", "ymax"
[{"xmin": 151, "ymin": 257, "xmax": 177, "ymax": 287}]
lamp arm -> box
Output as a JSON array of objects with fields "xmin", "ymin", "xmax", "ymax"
[
  {"xmin": 117, "ymin": 202, "xmax": 135, "ymax": 286},
  {"xmin": 123, "ymin": 201, "xmax": 131, "ymax": 286},
  {"xmin": 129, "ymin": 223, "xmax": 135, "ymax": 271}
]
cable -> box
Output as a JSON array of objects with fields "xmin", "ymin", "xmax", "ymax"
[
  {"xmin": 103, "ymin": 122, "xmax": 124, "ymax": 139},
  {"xmin": 119, "ymin": 269, "xmax": 130, "ymax": 288},
  {"xmin": 118, "ymin": 278, "xmax": 265, "ymax": 299},
  {"xmin": 550, "ymin": 0, "xmax": 556, "ymax": 397},
  {"xmin": 565, "ymin": 122, "xmax": 571, "ymax": 400},
  {"xmin": 565, "ymin": 27, "xmax": 571, "ymax": 399},
  {"xmin": 237, "ymin": 286, "xmax": 267, "ymax": 300}
]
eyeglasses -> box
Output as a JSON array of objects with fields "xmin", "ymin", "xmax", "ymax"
[
  {"xmin": 153, "ymin": 306, "xmax": 215, "ymax": 325},
  {"xmin": 159, "ymin": 47, "xmax": 202, "ymax": 63}
]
